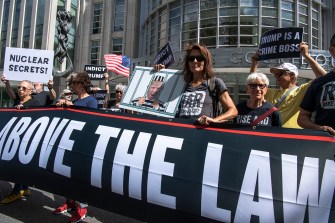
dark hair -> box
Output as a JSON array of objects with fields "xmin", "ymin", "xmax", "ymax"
[
  {"xmin": 182, "ymin": 43, "xmax": 215, "ymax": 83},
  {"xmin": 331, "ymin": 33, "xmax": 335, "ymax": 47},
  {"xmin": 67, "ymin": 71, "xmax": 92, "ymax": 93}
]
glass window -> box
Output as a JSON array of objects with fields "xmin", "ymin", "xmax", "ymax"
[
  {"xmin": 262, "ymin": 17, "xmax": 277, "ymax": 27},
  {"xmin": 282, "ymin": 10, "xmax": 294, "ymax": 20},
  {"xmin": 240, "ymin": 17, "xmax": 258, "ymax": 25},
  {"xmin": 112, "ymin": 38, "xmax": 123, "ymax": 54},
  {"xmin": 182, "ymin": 30, "xmax": 197, "ymax": 39},
  {"xmin": 11, "ymin": 0, "xmax": 21, "ymax": 47},
  {"xmin": 262, "ymin": 8, "xmax": 277, "ymax": 17},
  {"xmin": 219, "ymin": 26, "xmax": 238, "ymax": 35},
  {"xmin": 219, "ymin": 17, "xmax": 238, "ymax": 25},
  {"xmin": 93, "ymin": 3, "xmax": 103, "ymax": 34},
  {"xmin": 282, "ymin": 20, "xmax": 295, "ymax": 27},
  {"xmin": 220, "ymin": 8, "xmax": 238, "ymax": 16},
  {"xmin": 200, "ymin": 9, "xmax": 216, "ymax": 19},
  {"xmin": 201, "ymin": 18, "xmax": 217, "ymax": 28},
  {"xmin": 114, "ymin": 0, "xmax": 125, "ymax": 32},
  {"xmin": 220, "ymin": 0, "xmax": 237, "ymax": 7},
  {"xmin": 219, "ymin": 36, "xmax": 238, "ymax": 45},
  {"xmin": 35, "ymin": 0, "xmax": 45, "ymax": 49},
  {"xmin": 240, "ymin": 0, "xmax": 259, "ymax": 7},
  {"xmin": 200, "ymin": 37, "xmax": 216, "ymax": 47},
  {"xmin": 183, "ymin": 21, "xmax": 197, "ymax": 30},
  {"xmin": 240, "ymin": 36, "xmax": 258, "ymax": 45},
  {"xmin": 281, "ymin": 1, "xmax": 294, "ymax": 10},
  {"xmin": 240, "ymin": 7, "xmax": 258, "ymax": 16},
  {"xmin": 262, "ymin": 0, "xmax": 277, "ymax": 7},
  {"xmin": 240, "ymin": 26, "xmax": 258, "ymax": 35},
  {"xmin": 200, "ymin": 27, "xmax": 216, "ymax": 37},
  {"xmin": 91, "ymin": 40, "xmax": 100, "ymax": 65}
]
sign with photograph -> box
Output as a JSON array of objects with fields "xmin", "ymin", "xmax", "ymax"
[
  {"xmin": 258, "ymin": 27, "xmax": 303, "ymax": 61},
  {"xmin": 119, "ymin": 66, "xmax": 186, "ymax": 118},
  {"xmin": 3, "ymin": 47, "xmax": 54, "ymax": 83},
  {"xmin": 153, "ymin": 42, "xmax": 175, "ymax": 68},
  {"xmin": 84, "ymin": 65, "xmax": 107, "ymax": 80}
]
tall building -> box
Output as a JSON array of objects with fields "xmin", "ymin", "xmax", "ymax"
[{"xmin": 0, "ymin": 0, "xmax": 140, "ymax": 107}]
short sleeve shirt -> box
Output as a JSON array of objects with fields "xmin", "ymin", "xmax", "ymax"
[{"xmin": 178, "ymin": 77, "xmax": 227, "ymax": 119}]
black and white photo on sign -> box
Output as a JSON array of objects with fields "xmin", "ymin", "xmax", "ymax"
[
  {"xmin": 119, "ymin": 66, "xmax": 185, "ymax": 118},
  {"xmin": 258, "ymin": 27, "xmax": 303, "ymax": 61},
  {"xmin": 3, "ymin": 47, "xmax": 54, "ymax": 83},
  {"xmin": 84, "ymin": 65, "xmax": 107, "ymax": 80}
]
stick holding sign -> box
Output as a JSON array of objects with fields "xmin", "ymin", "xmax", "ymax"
[{"xmin": 258, "ymin": 27, "xmax": 303, "ymax": 61}]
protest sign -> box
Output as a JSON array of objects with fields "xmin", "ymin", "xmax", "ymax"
[
  {"xmin": 84, "ymin": 65, "xmax": 107, "ymax": 80},
  {"xmin": 258, "ymin": 27, "xmax": 303, "ymax": 61},
  {"xmin": 3, "ymin": 47, "xmax": 54, "ymax": 83},
  {"xmin": 89, "ymin": 89, "xmax": 107, "ymax": 109},
  {"xmin": 0, "ymin": 107, "xmax": 334, "ymax": 223},
  {"xmin": 119, "ymin": 66, "xmax": 185, "ymax": 118},
  {"xmin": 153, "ymin": 42, "xmax": 175, "ymax": 68}
]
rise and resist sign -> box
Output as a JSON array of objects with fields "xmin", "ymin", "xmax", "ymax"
[{"xmin": 0, "ymin": 107, "xmax": 334, "ymax": 223}]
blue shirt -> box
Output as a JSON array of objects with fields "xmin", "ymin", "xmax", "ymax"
[{"xmin": 73, "ymin": 95, "xmax": 98, "ymax": 109}]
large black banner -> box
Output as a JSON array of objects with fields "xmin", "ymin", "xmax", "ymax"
[{"xmin": 0, "ymin": 107, "xmax": 334, "ymax": 223}]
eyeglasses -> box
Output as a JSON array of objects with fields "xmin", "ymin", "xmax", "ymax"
[
  {"xmin": 187, "ymin": 55, "xmax": 205, "ymax": 62},
  {"xmin": 17, "ymin": 86, "xmax": 30, "ymax": 91},
  {"xmin": 274, "ymin": 71, "xmax": 289, "ymax": 77},
  {"xmin": 248, "ymin": 84, "xmax": 267, "ymax": 89},
  {"xmin": 116, "ymin": 90, "xmax": 123, "ymax": 94}
]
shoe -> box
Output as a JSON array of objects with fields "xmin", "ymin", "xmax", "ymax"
[
  {"xmin": 0, "ymin": 193, "xmax": 23, "ymax": 204},
  {"xmin": 20, "ymin": 188, "xmax": 31, "ymax": 196},
  {"xmin": 68, "ymin": 206, "xmax": 87, "ymax": 223},
  {"xmin": 53, "ymin": 200, "xmax": 76, "ymax": 215}
]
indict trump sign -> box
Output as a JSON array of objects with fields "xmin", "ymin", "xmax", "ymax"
[{"xmin": 0, "ymin": 107, "xmax": 334, "ymax": 223}]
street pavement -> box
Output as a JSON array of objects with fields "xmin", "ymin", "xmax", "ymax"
[{"xmin": 0, "ymin": 181, "xmax": 144, "ymax": 223}]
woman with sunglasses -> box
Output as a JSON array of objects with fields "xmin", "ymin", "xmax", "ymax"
[
  {"xmin": 0, "ymin": 78, "xmax": 37, "ymax": 204},
  {"xmin": 234, "ymin": 72, "xmax": 282, "ymax": 127},
  {"xmin": 109, "ymin": 83, "xmax": 127, "ymax": 112},
  {"xmin": 155, "ymin": 43, "xmax": 237, "ymax": 124},
  {"xmin": 54, "ymin": 71, "xmax": 97, "ymax": 223}
]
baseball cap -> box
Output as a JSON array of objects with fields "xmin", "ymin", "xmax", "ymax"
[
  {"xmin": 62, "ymin": 89, "xmax": 72, "ymax": 94},
  {"xmin": 270, "ymin": 63, "xmax": 298, "ymax": 77}
]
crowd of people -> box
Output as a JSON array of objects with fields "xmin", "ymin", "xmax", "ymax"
[{"xmin": 0, "ymin": 33, "xmax": 334, "ymax": 222}]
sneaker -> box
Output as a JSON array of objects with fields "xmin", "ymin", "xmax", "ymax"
[
  {"xmin": 68, "ymin": 206, "xmax": 87, "ymax": 223},
  {"xmin": 20, "ymin": 189, "xmax": 31, "ymax": 196},
  {"xmin": 53, "ymin": 200, "xmax": 76, "ymax": 215},
  {"xmin": 0, "ymin": 193, "xmax": 23, "ymax": 204}
]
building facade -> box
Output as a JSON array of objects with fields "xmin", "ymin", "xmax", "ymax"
[{"xmin": 134, "ymin": 0, "xmax": 335, "ymax": 103}]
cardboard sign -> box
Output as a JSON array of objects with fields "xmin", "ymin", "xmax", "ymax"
[
  {"xmin": 258, "ymin": 27, "xmax": 303, "ymax": 61},
  {"xmin": 153, "ymin": 42, "xmax": 175, "ymax": 68},
  {"xmin": 84, "ymin": 65, "xmax": 107, "ymax": 80},
  {"xmin": 119, "ymin": 66, "xmax": 185, "ymax": 118},
  {"xmin": 89, "ymin": 89, "xmax": 107, "ymax": 109},
  {"xmin": 3, "ymin": 47, "xmax": 54, "ymax": 83}
]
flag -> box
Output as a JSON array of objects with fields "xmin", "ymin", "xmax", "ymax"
[{"xmin": 104, "ymin": 54, "xmax": 130, "ymax": 77}]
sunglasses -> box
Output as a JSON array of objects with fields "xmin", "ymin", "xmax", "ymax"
[
  {"xmin": 187, "ymin": 55, "xmax": 205, "ymax": 62},
  {"xmin": 17, "ymin": 86, "xmax": 30, "ymax": 91},
  {"xmin": 248, "ymin": 84, "xmax": 267, "ymax": 89},
  {"xmin": 116, "ymin": 90, "xmax": 123, "ymax": 94}
]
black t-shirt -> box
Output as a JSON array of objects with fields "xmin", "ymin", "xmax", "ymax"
[
  {"xmin": 32, "ymin": 91, "xmax": 53, "ymax": 106},
  {"xmin": 234, "ymin": 101, "xmax": 282, "ymax": 127},
  {"xmin": 300, "ymin": 71, "xmax": 335, "ymax": 129},
  {"xmin": 178, "ymin": 78, "xmax": 228, "ymax": 119},
  {"xmin": 13, "ymin": 93, "xmax": 38, "ymax": 107}
]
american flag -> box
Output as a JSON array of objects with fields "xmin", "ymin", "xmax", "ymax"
[{"xmin": 104, "ymin": 54, "xmax": 130, "ymax": 77}]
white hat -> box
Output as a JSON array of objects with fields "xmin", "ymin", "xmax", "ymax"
[
  {"xmin": 270, "ymin": 63, "xmax": 298, "ymax": 77},
  {"xmin": 62, "ymin": 89, "xmax": 72, "ymax": 94}
]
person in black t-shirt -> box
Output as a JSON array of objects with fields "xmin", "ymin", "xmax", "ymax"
[{"xmin": 32, "ymin": 81, "xmax": 56, "ymax": 106}]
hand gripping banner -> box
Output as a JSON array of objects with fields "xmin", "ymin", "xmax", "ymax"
[{"xmin": 0, "ymin": 107, "xmax": 334, "ymax": 223}]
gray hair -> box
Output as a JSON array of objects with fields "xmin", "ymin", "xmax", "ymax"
[
  {"xmin": 20, "ymin": 80, "xmax": 33, "ymax": 90},
  {"xmin": 246, "ymin": 72, "xmax": 269, "ymax": 86},
  {"xmin": 115, "ymin": 83, "xmax": 127, "ymax": 93}
]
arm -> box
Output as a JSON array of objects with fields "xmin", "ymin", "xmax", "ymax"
[
  {"xmin": 299, "ymin": 42, "xmax": 327, "ymax": 78},
  {"xmin": 104, "ymin": 73, "xmax": 110, "ymax": 108},
  {"xmin": 1, "ymin": 75, "xmax": 16, "ymax": 100},
  {"xmin": 298, "ymin": 108, "xmax": 335, "ymax": 135},
  {"xmin": 47, "ymin": 80, "xmax": 56, "ymax": 100},
  {"xmin": 250, "ymin": 51, "xmax": 260, "ymax": 73},
  {"xmin": 198, "ymin": 91, "xmax": 238, "ymax": 125}
]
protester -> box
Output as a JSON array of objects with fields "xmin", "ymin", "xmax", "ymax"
[
  {"xmin": 298, "ymin": 34, "xmax": 335, "ymax": 135},
  {"xmin": 0, "ymin": 78, "xmax": 37, "ymax": 204},
  {"xmin": 57, "ymin": 88, "xmax": 73, "ymax": 103},
  {"xmin": 250, "ymin": 42, "xmax": 327, "ymax": 128},
  {"xmin": 131, "ymin": 73, "xmax": 166, "ymax": 110},
  {"xmin": 155, "ymin": 43, "xmax": 237, "ymax": 124},
  {"xmin": 54, "ymin": 71, "xmax": 97, "ymax": 222},
  {"xmin": 31, "ymin": 81, "xmax": 56, "ymax": 106},
  {"xmin": 110, "ymin": 83, "xmax": 127, "ymax": 112},
  {"xmin": 234, "ymin": 72, "xmax": 282, "ymax": 127}
]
